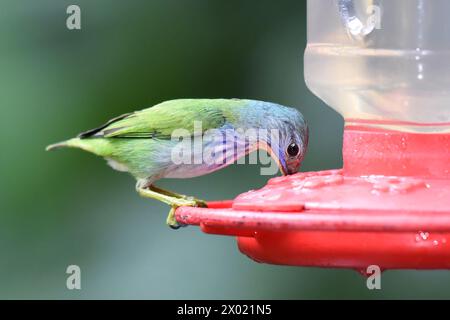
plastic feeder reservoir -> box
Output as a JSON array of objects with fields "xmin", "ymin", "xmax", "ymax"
[{"xmin": 176, "ymin": 0, "xmax": 450, "ymax": 270}]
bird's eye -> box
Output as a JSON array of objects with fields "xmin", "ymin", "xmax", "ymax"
[{"xmin": 287, "ymin": 143, "xmax": 300, "ymax": 157}]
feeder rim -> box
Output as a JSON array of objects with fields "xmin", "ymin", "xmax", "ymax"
[{"xmin": 176, "ymin": 202, "xmax": 450, "ymax": 233}]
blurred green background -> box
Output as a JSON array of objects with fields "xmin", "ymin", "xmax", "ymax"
[{"xmin": 1, "ymin": 0, "xmax": 449, "ymax": 299}]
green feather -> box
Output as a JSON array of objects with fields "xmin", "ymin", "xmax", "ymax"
[
  {"xmin": 46, "ymin": 99, "xmax": 248, "ymax": 179},
  {"xmin": 96, "ymin": 99, "xmax": 245, "ymax": 139},
  {"xmin": 46, "ymin": 137, "xmax": 112, "ymax": 156}
]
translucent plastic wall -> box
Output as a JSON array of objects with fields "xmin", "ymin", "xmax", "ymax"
[{"xmin": 305, "ymin": 0, "xmax": 450, "ymax": 132}]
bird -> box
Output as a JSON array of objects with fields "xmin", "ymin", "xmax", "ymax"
[{"xmin": 47, "ymin": 99, "xmax": 309, "ymax": 228}]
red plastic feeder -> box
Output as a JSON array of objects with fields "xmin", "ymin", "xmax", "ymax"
[
  {"xmin": 176, "ymin": 0, "xmax": 450, "ymax": 270},
  {"xmin": 176, "ymin": 126, "xmax": 450, "ymax": 270}
]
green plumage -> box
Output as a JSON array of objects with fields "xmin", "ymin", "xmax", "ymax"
[
  {"xmin": 46, "ymin": 99, "xmax": 247, "ymax": 179},
  {"xmin": 48, "ymin": 99, "xmax": 244, "ymax": 144},
  {"xmin": 89, "ymin": 99, "xmax": 242, "ymax": 139},
  {"xmin": 47, "ymin": 98, "xmax": 308, "ymax": 228}
]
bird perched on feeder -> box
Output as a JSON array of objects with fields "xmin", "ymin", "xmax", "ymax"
[{"xmin": 47, "ymin": 99, "xmax": 308, "ymax": 228}]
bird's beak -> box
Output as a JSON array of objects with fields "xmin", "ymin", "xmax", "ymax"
[
  {"xmin": 286, "ymin": 159, "xmax": 301, "ymax": 175},
  {"xmin": 257, "ymin": 141, "xmax": 289, "ymax": 176},
  {"xmin": 278, "ymin": 161, "xmax": 288, "ymax": 176}
]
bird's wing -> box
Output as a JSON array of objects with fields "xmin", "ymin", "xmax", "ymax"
[{"xmin": 79, "ymin": 99, "xmax": 244, "ymax": 140}]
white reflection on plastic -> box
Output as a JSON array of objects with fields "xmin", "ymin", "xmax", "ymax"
[{"xmin": 338, "ymin": 0, "xmax": 381, "ymax": 40}]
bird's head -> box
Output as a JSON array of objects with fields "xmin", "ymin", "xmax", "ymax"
[
  {"xmin": 263, "ymin": 106, "xmax": 309, "ymax": 176},
  {"xmin": 278, "ymin": 125, "xmax": 308, "ymax": 175}
]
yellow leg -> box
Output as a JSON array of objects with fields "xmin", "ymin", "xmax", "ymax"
[
  {"xmin": 136, "ymin": 184, "xmax": 206, "ymax": 229},
  {"xmin": 150, "ymin": 185, "xmax": 208, "ymax": 208}
]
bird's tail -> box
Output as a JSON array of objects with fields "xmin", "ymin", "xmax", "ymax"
[{"xmin": 46, "ymin": 138, "xmax": 110, "ymax": 157}]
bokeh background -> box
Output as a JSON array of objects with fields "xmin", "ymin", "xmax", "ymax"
[{"xmin": 1, "ymin": 0, "xmax": 449, "ymax": 299}]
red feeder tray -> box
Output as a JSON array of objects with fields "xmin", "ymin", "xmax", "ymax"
[{"xmin": 175, "ymin": 126, "xmax": 450, "ymax": 270}]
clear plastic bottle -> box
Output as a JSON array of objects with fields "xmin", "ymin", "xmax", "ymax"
[{"xmin": 304, "ymin": 0, "xmax": 450, "ymax": 132}]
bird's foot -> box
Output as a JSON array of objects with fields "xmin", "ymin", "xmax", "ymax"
[
  {"xmin": 166, "ymin": 207, "xmax": 182, "ymax": 229},
  {"xmin": 165, "ymin": 198, "xmax": 208, "ymax": 229},
  {"xmin": 136, "ymin": 184, "xmax": 207, "ymax": 229},
  {"xmin": 146, "ymin": 185, "xmax": 207, "ymax": 207},
  {"xmin": 182, "ymin": 196, "xmax": 208, "ymax": 208}
]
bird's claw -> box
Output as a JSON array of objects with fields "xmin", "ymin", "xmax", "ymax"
[
  {"xmin": 166, "ymin": 207, "xmax": 183, "ymax": 229},
  {"xmin": 179, "ymin": 195, "xmax": 208, "ymax": 208},
  {"xmin": 166, "ymin": 198, "xmax": 208, "ymax": 229}
]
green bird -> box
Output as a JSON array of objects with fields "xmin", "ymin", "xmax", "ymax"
[{"xmin": 47, "ymin": 99, "xmax": 308, "ymax": 228}]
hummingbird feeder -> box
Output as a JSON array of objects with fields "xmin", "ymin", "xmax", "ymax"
[{"xmin": 175, "ymin": 0, "xmax": 450, "ymax": 271}]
